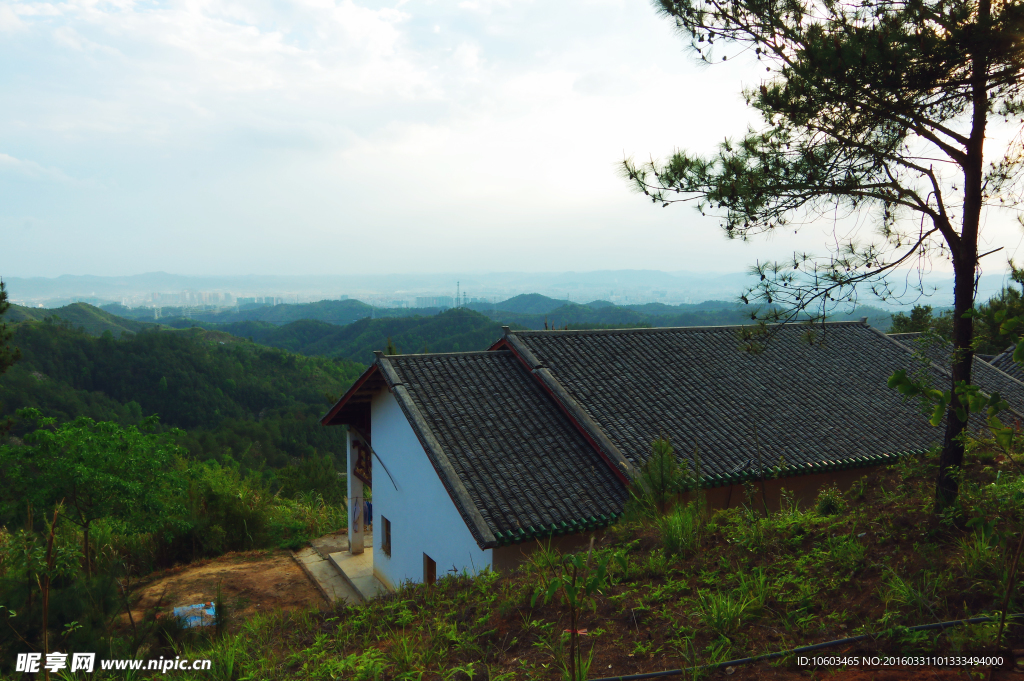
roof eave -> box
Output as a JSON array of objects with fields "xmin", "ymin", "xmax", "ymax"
[{"xmin": 320, "ymin": 363, "xmax": 382, "ymax": 427}]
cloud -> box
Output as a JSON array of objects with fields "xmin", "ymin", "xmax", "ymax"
[
  {"xmin": 0, "ymin": 153, "xmax": 76, "ymax": 183},
  {"xmin": 5, "ymin": 0, "xmax": 1007, "ymax": 282}
]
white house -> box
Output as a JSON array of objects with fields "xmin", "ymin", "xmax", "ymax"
[
  {"xmin": 321, "ymin": 347, "xmax": 628, "ymax": 591},
  {"xmin": 322, "ymin": 321, "xmax": 1024, "ymax": 591}
]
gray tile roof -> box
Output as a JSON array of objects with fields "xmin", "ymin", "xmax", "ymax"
[
  {"xmin": 886, "ymin": 335, "xmax": 1024, "ymax": 414},
  {"xmin": 376, "ymin": 350, "xmax": 628, "ymax": 548},
  {"xmin": 988, "ymin": 346, "xmax": 1024, "ymax": 383},
  {"xmin": 501, "ymin": 322, "xmax": 978, "ymax": 481}
]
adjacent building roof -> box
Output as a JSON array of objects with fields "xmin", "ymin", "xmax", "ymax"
[
  {"xmin": 887, "ymin": 334, "xmax": 1024, "ymax": 414},
  {"xmin": 988, "ymin": 346, "xmax": 1024, "ymax": 383},
  {"xmin": 494, "ymin": 322, "xmax": 996, "ymax": 483}
]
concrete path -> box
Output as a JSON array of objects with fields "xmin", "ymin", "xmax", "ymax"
[
  {"xmin": 291, "ymin": 546, "xmax": 362, "ymax": 604},
  {"xmin": 328, "ymin": 547, "xmax": 388, "ymax": 603},
  {"xmin": 292, "ymin": 530, "xmax": 388, "ymax": 604}
]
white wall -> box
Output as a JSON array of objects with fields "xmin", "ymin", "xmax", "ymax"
[{"xmin": 370, "ymin": 389, "xmax": 492, "ymax": 588}]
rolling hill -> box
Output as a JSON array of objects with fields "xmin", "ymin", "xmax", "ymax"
[
  {"xmin": 0, "ymin": 318, "xmax": 365, "ymax": 467},
  {"xmin": 7, "ymin": 302, "xmax": 161, "ymax": 337},
  {"xmin": 162, "ymin": 308, "xmax": 507, "ymax": 365}
]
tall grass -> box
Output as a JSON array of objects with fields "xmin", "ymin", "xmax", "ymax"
[
  {"xmin": 658, "ymin": 503, "xmax": 704, "ymax": 556},
  {"xmin": 696, "ymin": 589, "xmax": 755, "ymax": 637}
]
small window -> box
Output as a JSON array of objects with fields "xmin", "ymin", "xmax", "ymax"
[
  {"xmin": 381, "ymin": 517, "xmax": 391, "ymax": 557},
  {"xmin": 423, "ymin": 553, "xmax": 436, "ymax": 586}
]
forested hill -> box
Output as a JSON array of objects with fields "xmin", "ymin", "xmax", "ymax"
[
  {"xmin": 165, "ymin": 308, "xmax": 507, "ymax": 365},
  {"xmin": 118, "ymin": 301, "xmax": 893, "ymax": 362},
  {"xmin": 0, "ymin": 318, "xmax": 365, "ymax": 468},
  {"xmin": 105, "ymin": 298, "xmax": 382, "ymax": 326},
  {"xmin": 102, "ymin": 292, "xmax": 894, "ymax": 333},
  {"xmin": 7, "ymin": 302, "xmax": 162, "ymax": 337}
]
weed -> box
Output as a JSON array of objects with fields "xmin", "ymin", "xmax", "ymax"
[
  {"xmin": 815, "ymin": 485, "xmax": 846, "ymax": 516},
  {"xmin": 696, "ymin": 589, "xmax": 755, "ymax": 637},
  {"xmin": 882, "ymin": 568, "xmax": 941, "ymax": 621},
  {"xmin": 643, "ymin": 550, "xmax": 669, "ymax": 576},
  {"xmin": 958, "ymin": 530, "xmax": 999, "ymax": 579},
  {"xmin": 659, "ymin": 502, "xmax": 704, "ymax": 556},
  {"xmin": 389, "ymin": 633, "xmax": 424, "ymax": 675},
  {"xmin": 736, "ymin": 568, "xmax": 770, "ymax": 610},
  {"xmin": 823, "ymin": 534, "xmax": 866, "ymax": 572},
  {"xmin": 851, "ymin": 477, "xmax": 867, "ymax": 501}
]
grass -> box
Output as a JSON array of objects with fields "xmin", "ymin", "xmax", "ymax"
[{"xmin": 35, "ymin": 441, "xmax": 1024, "ymax": 680}]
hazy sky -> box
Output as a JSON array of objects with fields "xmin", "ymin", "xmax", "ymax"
[{"xmin": 1, "ymin": 0, "xmax": 1020, "ymax": 279}]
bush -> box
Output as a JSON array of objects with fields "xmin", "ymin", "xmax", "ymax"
[
  {"xmin": 658, "ymin": 503, "xmax": 704, "ymax": 556},
  {"xmin": 815, "ymin": 485, "xmax": 846, "ymax": 516}
]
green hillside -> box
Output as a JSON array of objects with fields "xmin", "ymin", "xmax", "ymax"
[
  {"xmin": 485, "ymin": 300, "xmax": 892, "ymax": 330},
  {"xmin": 0, "ymin": 318, "xmax": 365, "ymax": 468},
  {"xmin": 8, "ymin": 302, "xmax": 160, "ymax": 337},
  {"xmin": 485, "ymin": 292, "xmax": 569, "ymax": 314},
  {"xmin": 104, "ymin": 298, "xmax": 378, "ymax": 326},
  {"xmin": 164, "ymin": 308, "xmax": 507, "ymax": 364}
]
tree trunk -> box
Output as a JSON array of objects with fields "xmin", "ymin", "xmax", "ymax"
[
  {"xmin": 935, "ymin": 261, "xmax": 974, "ymax": 511},
  {"xmin": 936, "ymin": 0, "xmax": 989, "ymax": 512},
  {"xmin": 83, "ymin": 522, "xmax": 91, "ymax": 579}
]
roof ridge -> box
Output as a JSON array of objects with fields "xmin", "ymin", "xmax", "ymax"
[
  {"xmin": 870, "ymin": 325, "xmax": 1024, "ymax": 421},
  {"xmin": 509, "ymin": 320, "xmax": 870, "ymax": 336},
  {"xmin": 501, "ymin": 332, "xmax": 639, "ymax": 483},
  {"xmin": 376, "ymin": 349, "xmax": 511, "ymax": 359}
]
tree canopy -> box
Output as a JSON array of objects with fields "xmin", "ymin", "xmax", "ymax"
[
  {"xmin": 0, "ymin": 280, "xmax": 20, "ymax": 378},
  {"xmin": 624, "ymin": 0, "xmax": 1024, "ymax": 509}
]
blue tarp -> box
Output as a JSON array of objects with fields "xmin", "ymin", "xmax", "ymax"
[{"xmin": 172, "ymin": 602, "xmax": 216, "ymax": 628}]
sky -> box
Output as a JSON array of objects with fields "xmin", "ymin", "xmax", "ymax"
[{"xmin": 1, "ymin": 0, "xmax": 1021, "ymax": 280}]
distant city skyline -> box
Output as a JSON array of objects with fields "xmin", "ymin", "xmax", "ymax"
[{"xmin": 4, "ymin": 269, "xmax": 1017, "ymax": 312}]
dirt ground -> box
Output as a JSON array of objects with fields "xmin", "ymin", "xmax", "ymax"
[{"xmin": 127, "ymin": 549, "xmax": 325, "ymax": 628}]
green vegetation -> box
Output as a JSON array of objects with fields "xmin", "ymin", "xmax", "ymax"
[
  {"xmin": 0, "ymin": 416, "xmax": 347, "ymax": 675},
  {"xmin": 0, "ymin": 282, "xmax": 21, "ymax": 382},
  {"xmin": 161, "ymin": 308, "xmax": 506, "ymax": 364},
  {"xmin": 0, "ymin": 316, "xmax": 364, "ymax": 469},
  {"xmin": 7, "ymin": 302, "xmax": 161, "ymax": 337},
  {"xmin": 72, "ymin": 439, "xmax": 1024, "ymax": 679},
  {"xmin": 104, "ymin": 298, "xmax": 377, "ymax": 327}
]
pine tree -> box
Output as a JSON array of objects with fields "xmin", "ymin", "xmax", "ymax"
[
  {"xmin": 624, "ymin": 0, "xmax": 1024, "ymax": 510},
  {"xmin": 0, "ymin": 279, "xmax": 21, "ymax": 377}
]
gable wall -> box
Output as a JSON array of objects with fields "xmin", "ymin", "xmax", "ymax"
[{"xmin": 370, "ymin": 389, "xmax": 492, "ymax": 587}]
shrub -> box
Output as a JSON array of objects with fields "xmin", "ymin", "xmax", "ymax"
[
  {"xmin": 815, "ymin": 485, "xmax": 846, "ymax": 516},
  {"xmin": 696, "ymin": 589, "xmax": 755, "ymax": 637},
  {"xmin": 658, "ymin": 503, "xmax": 703, "ymax": 556}
]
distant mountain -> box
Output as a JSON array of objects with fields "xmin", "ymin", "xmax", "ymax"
[
  {"xmin": 622, "ymin": 300, "xmax": 746, "ymax": 316},
  {"xmin": 105, "ymin": 298, "xmax": 377, "ymax": 326},
  {"xmin": 475, "ymin": 299, "xmax": 892, "ymax": 331},
  {"xmin": 7, "ymin": 303, "xmax": 161, "ymax": 337},
  {"xmin": 478, "ymin": 293, "xmax": 570, "ymax": 315},
  {"xmin": 164, "ymin": 308, "xmax": 507, "ymax": 365}
]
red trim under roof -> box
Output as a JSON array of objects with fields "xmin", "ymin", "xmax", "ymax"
[{"xmin": 320, "ymin": 363, "xmax": 381, "ymax": 427}]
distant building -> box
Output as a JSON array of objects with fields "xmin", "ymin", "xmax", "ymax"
[{"xmin": 415, "ymin": 296, "xmax": 454, "ymax": 308}]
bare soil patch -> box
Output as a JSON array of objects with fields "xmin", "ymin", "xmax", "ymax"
[{"xmin": 128, "ymin": 549, "xmax": 323, "ymax": 628}]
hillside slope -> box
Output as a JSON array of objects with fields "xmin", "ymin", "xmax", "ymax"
[
  {"xmin": 0, "ymin": 320, "xmax": 365, "ymax": 467},
  {"xmin": 8, "ymin": 302, "xmax": 161, "ymax": 337},
  {"xmin": 163, "ymin": 308, "xmax": 507, "ymax": 364}
]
